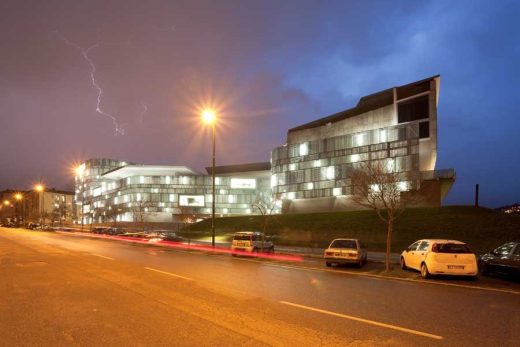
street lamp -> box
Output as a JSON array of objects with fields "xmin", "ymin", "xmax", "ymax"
[
  {"xmin": 14, "ymin": 193, "xmax": 23, "ymax": 225},
  {"xmin": 75, "ymin": 164, "xmax": 86, "ymax": 232},
  {"xmin": 34, "ymin": 184, "xmax": 45, "ymax": 225},
  {"xmin": 201, "ymin": 108, "xmax": 217, "ymax": 247},
  {"xmin": 2, "ymin": 200, "xmax": 10, "ymax": 224}
]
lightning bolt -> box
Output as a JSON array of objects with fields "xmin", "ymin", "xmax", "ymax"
[
  {"xmin": 54, "ymin": 31, "xmax": 125, "ymax": 135},
  {"xmin": 139, "ymin": 101, "xmax": 148, "ymax": 123}
]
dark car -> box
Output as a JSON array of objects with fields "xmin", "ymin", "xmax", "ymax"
[{"xmin": 479, "ymin": 242, "xmax": 520, "ymax": 279}]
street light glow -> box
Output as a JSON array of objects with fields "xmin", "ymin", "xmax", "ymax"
[
  {"xmin": 35, "ymin": 184, "xmax": 45, "ymax": 192},
  {"xmin": 3, "ymin": 200, "xmax": 10, "ymax": 206},
  {"xmin": 75, "ymin": 164, "xmax": 86, "ymax": 178},
  {"xmin": 201, "ymin": 109, "xmax": 216, "ymax": 125},
  {"xmin": 14, "ymin": 193, "xmax": 23, "ymax": 201}
]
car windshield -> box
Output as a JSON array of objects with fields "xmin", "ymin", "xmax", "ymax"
[
  {"xmin": 234, "ymin": 234, "xmax": 251, "ymax": 241},
  {"xmin": 437, "ymin": 243, "xmax": 472, "ymax": 254},
  {"xmin": 330, "ymin": 240, "xmax": 357, "ymax": 249}
]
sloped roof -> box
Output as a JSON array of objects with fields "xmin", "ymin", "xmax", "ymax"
[{"xmin": 288, "ymin": 75, "xmax": 439, "ymax": 133}]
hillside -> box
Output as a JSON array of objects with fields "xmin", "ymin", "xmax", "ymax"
[{"xmin": 181, "ymin": 206, "xmax": 520, "ymax": 254}]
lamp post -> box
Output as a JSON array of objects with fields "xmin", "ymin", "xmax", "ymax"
[
  {"xmin": 3, "ymin": 200, "xmax": 10, "ymax": 223},
  {"xmin": 35, "ymin": 184, "xmax": 45, "ymax": 225},
  {"xmin": 75, "ymin": 164, "xmax": 85, "ymax": 232},
  {"xmin": 14, "ymin": 193, "xmax": 23, "ymax": 225},
  {"xmin": 202, "ymin": 109, "xmax": 217, "ymax": 247}
]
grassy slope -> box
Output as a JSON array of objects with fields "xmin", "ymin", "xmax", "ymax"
[{"xmin": 181, "ymin": 206, "xmax": 520, "ymax": 254}]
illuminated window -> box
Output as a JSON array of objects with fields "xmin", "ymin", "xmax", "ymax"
[
  {"xmin": 289, "ymin": 163, "xmax": 296, "ymax": 171},
  {"xmin": 351, "ymin": 154, "xmax": 360, "ymax": 163},
  {"xmin": 287, "ymin": 192, "xmax": 296, "ymax": 200},
  {"xmin": 271, "ymin": 175, "xmax": 277, "ymax": 188},
  {"xmin": 223, "ymin": 208, "xmax": 229, "ymax": 214},
  {"xmin": 114, "ymin": 197, "xmax": 119, "ymax": 204},
  {"xmin": 386, "ymin": 159, "xmax": 395, "ymax": 173},
  {"xmin": 127, "ymin": 177, "xmax": 131, "ymax": 185},
  {"xmin": 124, "ymin": 195, "xmax": 129, "ymax": 203},
  {"xmin": 355, "ymin": 133, "xmax": 364, "ymax": 146},
  {"xmin": 333, "ymin": 187, "xmax": 342, "ymax": 196},
  {"xmin": 165, "ymin": 176, "xmax": 171, "ymax": 184},
  {"xmin": 306, "ymin": 183, "xmax": 313, "ymax": 190},
  {"xmin": 139, "ymin": 176, "xmax": 144, "ymax": 184},
  {"xmin": 228, "ymin": 195, "xmax": 235, "ymax": 203},
  {"xmin": 299, "ymin": 143, "xmax": 308, "ymax": 156},
  {"xmin": 370, "ymin": 184, "xmax": 381, "ymax": 192},
  {"xmin": 181, "ymin": 176, "xmax": 190, "ymax": 185},
  {"xmin": 136, "ymin": 193, "xmax": 141, "ymax": 201},
  {"xmin": 398, "ymin": 181, "xmax": 409, "ymax": 191},
  {"xmin": 215, "ymin": 177, "xmax": 221, "ymax": 185},
  {"xmin": 230, "ymin": 178, "xmax": 256, "ymax": 189},
  {"xmin": 313, "ymin": 160, "xmax": 321, "ymax": 168},
  {"xmin": 179, "ymin": 195, "xmax": 205, "ymax": 207},
  {"xmin": 169, "ymin": 194, "xmax": 175, "ymax": 202},
  {"xmin": 326, "ymin": 166, "xmax": 335, "ymax": 180},
  {"xmin": 380, "ymin": 129, "xmax": 387, "ymax": 143}
]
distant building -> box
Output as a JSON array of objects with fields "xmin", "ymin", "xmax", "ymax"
[
  {"xmin": 0, "ymin": 189, "xmax": 75, "ymax": 225},
  {"xmin": 271, "ymin": 75, "xmax": 455, "ymax": 213},
  {"xmin": 75, "ymin": 159, "xmax": 271, "ymax": 226}
]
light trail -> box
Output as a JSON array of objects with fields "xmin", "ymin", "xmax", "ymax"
[{"xmin": 54, "ymin": 31, "xmax": 125, "ymax": 135}]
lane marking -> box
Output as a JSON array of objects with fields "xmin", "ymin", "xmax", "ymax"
[
  {"xmin": 280, "ymin": 301, "xmax": 443, "ymax": 340},
  {"xmin": 91, "ymin": 254, "xmax": 114, "ymax": 260},
  {"xmin": 145, "ymin": 267, "xmax": 192, "ymax": 281}
]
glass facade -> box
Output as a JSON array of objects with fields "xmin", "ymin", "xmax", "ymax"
[
  {"xmin": 271, "ymin": 122, "xmax": 421, "ymax": 201},
  {"xmin": 75, "ymin": 159, "xmax": 271, "ymax": 224}
]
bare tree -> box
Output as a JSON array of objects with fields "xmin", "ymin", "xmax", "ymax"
[
  {"xmin": 251, "ymin": 195, "xmax": 280, "ymax": 250},
  {"xmin": 130, "ymin": 201, "xmax": 154, "ymax": 231},
  {"xmin": 350, "ymin": 160, "xmax": 418, "ymax": 272}
]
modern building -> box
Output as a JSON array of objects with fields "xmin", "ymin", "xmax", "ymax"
[
  {"xmin": 271, "ymin": 75, "xmax": 455, "ymax": 213},
  {"xmin": 75, "ymin": 159, "xmax": 272, "ymax": 226}
]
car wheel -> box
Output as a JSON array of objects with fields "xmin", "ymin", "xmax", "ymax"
[
  {"xmin": 253, "ymin": 248, "xmax": 259, "ymax": 254},
  {"xmin": 400, "ymin": 257, "xmax": 407, "ymax": 270},
  {"xmin": 478, "ymin": 261, "xmax": 488, "ymax": 275},
  {"xmin": 357, "ymin": 259, "xmax": 364, "ymax": 268},
  {"xmin": 421, "ymin": 263, "xmax": 430, "ymax": 279},
  {"xmin": 326, "ymin": 261, "xmax": 332, "ymax": 267},
  {"xmin": 269, "ymin": 246, "xmax": 274, "ymax": 254}
]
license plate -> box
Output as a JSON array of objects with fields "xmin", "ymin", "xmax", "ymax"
[{"xmin": 448, "ymin": 265, "xmax": 464, "ymax": 269}]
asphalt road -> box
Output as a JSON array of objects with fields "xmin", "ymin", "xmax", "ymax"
[{"xmin": 1, "ymin": 228, "xmax": 519, "ymax": 346}]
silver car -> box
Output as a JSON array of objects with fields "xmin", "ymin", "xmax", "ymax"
[{"xmin": 324, "ymin": 238, "xmax": 368, "ymax": 267}]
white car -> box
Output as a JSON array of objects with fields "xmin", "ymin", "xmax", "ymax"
[
  {"xmin": 400, "ymin": 239, "xmax": 478, "ymax": 279},
  {"xmin": 231, "ymin": 231, "xmax": 274, "ymax": 255},
  {"xmin": 324, "ymin": 238, "xmax": 367, "ymax": 268}
]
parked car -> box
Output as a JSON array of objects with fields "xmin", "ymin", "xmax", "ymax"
[
  {"xmin": 91, "ymin": 227, "xmax": 112, "ymax": 234},
  {"xmin": 231, "ymin": 231, "xmax": 274, "ymax": 255},
  {"xmin": 478, "ymin": 242, "xmax": 520, "ymax": 279},
  {"xmin": 324, "ymin": 238, "xmax": 367, "ymax": 268},
  {"xmin": 400, "ymin": 239, "xmax": 478, "ymax": 279},
  {"xmin": 26, "ymin": 223, "xmax": 42, "ymax": 230},
  {"xmin": 158, "ymin": 231, "xmax": 184, "ymax": 242}
]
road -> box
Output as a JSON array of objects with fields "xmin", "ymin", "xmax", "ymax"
[{"xmin": 1, "ymin": 228, "xmax": 518, "ymax": 346}]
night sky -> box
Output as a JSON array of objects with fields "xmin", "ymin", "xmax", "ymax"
[{"xmin": 1, "ymin": 0, "xmax": 519, "ymax": 208}]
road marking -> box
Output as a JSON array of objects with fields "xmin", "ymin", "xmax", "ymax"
[
  {"xmin": 91, "ymin": 254, "xmax": 114, "ymax": 260},
  {"xmin": 144, "ymin": 267, "xmax": 192, "ymax": 281},
  {"xmin": 280, "ymin": 301, "xmax": 443, "ymax": 340}
]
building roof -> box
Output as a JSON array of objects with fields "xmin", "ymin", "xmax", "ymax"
[
  {"xmin": 102, "ymin": 165, "xmax": 202, "ymax": 179},
  {"xmin": 288, "ymin": 75, "xmax": 440, "ymax": 133},
  {"xmin": 205, "ymin": 162, "xmax": 271, "ymax": 176}
]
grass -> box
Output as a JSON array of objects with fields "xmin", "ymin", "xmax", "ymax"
[{"xmin": 181, "ymin": 206, "xmax": 520, "ymax": 254}]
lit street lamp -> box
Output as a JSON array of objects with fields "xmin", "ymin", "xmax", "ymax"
[
  {"xmin": 202, "ymin": 108, "xmax": 217, "ymax": 247},
  {"xmin": 35, "ymin": 184, "xmax": 45, "ymax": 225},
  {"xmin": 75, "ymin": 164, "xmax": 86, "ymax": 232},
  {"xmin": 14, "ymin": 193, "xmax": 23, "ymax": 224}
]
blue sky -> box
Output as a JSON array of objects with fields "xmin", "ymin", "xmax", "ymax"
[{"xmin": 0, "ymin": 0, "xmax": 519, "ymax": 207}]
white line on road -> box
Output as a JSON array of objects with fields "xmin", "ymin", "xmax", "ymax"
[
  {"xmin": 91, "ymin": 254, "xmax": 115, "ymax": 260},
  {"xmin": 145, "ymin": 267, "xmax": 192, "ymax": 281},
  {"xmin": 280, "ymin": 301, "xmax": 443, "ymax": 340}
]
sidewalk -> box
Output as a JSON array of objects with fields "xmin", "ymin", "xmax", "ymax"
[{"xmin": 184, "ymin": 238, "xmax": 400, "ymax": 264}]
